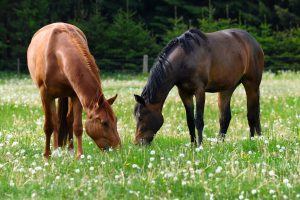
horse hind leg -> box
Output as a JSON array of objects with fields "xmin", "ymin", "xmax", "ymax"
[
  {"xmin": 218, "ymin": 89, "xmax": 235, "ymax": 141},
  {"xmin": 195, "ymin": 89, "xmax": 205, "ymax": 145},
  {"xmin": 57, "ymin": 97, "xmax": 69, "ymax": 147},
  {"xmin": 242, "ymin": 80, "xmax": 261, "ymax": 138},
  {"xmin": 67, "ymin": 98, "xmax": 74, "ymax": 155},
  {"xmin": 71, "ymin": 96, "xmax": 83, "ymax": 159}
]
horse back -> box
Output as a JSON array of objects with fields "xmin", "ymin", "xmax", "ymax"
[
  {"xmin": 27, "ymin": 23, "xmax": 88, "ymax": 95},
  {"xmin": 203, "ymin": 29, "xmax": 264, "ymax": 91}
]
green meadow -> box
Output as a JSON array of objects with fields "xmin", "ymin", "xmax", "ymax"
[{"xmin": 0, "ymin": 72, "xmax": 299, "ymax": 199}]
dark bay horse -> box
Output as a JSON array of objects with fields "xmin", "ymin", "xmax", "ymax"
[
  {"xmin": 27, "ymin": 23, "xmax": 121, "ymax": 158},
  {"xmin": 134, "ymin": 28, "xmax": 264, "ymax": 145}
]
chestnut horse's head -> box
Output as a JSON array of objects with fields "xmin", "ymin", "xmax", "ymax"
[
  {"xmin": 133, "ymin": 95, "xmax": 163, "ymax": 145},
  {"xmin": 85, "ymin": 94, "xmax": 121, "ymax": 150}
]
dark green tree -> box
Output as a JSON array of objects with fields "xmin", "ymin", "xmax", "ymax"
[{"xmin": 102, "ymin": 10, "xmax": 159, "ymax": 71}]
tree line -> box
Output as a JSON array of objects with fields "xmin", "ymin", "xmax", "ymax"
[{"xmin": 0, "ymin": 0, "xmax": 300, "ymax": 72}]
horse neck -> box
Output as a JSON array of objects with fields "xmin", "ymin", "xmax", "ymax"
[
  {"xmin": 65, "ymin": 58, "xmax": 103, "ymax": 112},
  {"xmin": 142, "ymin": 62, "xmax": 177, "ymax": 111},
  {"xmin": 60, "ymin": 24, "xmax": 103, "ymax": 113}
]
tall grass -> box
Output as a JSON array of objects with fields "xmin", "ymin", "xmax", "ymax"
[{"xmin": 0, "ymin": 72, "xmax": 299, "ymax": 199}]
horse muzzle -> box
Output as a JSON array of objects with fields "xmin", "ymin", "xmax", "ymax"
[{"xmin": 134, "ymin": 131, "xmax": 154, "ymax": 145}]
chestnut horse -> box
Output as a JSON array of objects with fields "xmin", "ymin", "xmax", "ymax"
[
  {"xmin": 134, "ymin": 28, "xmax": 264, "ymax": 145},
  {"xmin": 27, "ymin": 23, "xmax": 121, "ymax": 158}
]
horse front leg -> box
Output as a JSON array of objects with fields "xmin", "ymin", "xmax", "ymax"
[
  {"xmin": 178, "ymin": 89, "xmax": 196, "ymax": 145},
  {"xmin": 195, "ymin": 89, "xmax": 205, "ymax": 145},
  {"xmin": 71, "ymin": 96, "xmax": 83, "ymax": 159}
]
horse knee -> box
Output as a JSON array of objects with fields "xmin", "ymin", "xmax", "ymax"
[
  {"xmin": 220, "ymin": 112, "xmax": 231, "ymax": 124},
  {"xmin": 67, "ymin": 112, "xmax": 73, "ymax": 124},
  {"xmin": 73, "ymin": 124, "xmax": 83, "ymax": 137},
  {"xmin": 195, "ymin": 118, "xmax": 204, "ymax": 130},
  {"xmin": 247, "ymin": 112, "xmax": 256, "ymax": 126},
  {"xmin": 220, "ymin": 112, "xmax": 231, "ymax": 134},
  {"xmin": 44, "ymin": 122, "xmax": 53, "ymax": 136}
]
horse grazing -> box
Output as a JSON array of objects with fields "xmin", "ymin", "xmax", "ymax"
[
  {"xmin": 27, "ymin": 23, "xmax": 121, "ymax": 158},
  {"xmin": 134, "ymin": 28, "xmax": 264, "ymax": 145}
]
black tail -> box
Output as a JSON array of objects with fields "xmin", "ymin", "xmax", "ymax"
[{"xmin": 58, "ymin": 97, "xmax": 69, "ymax": 147}]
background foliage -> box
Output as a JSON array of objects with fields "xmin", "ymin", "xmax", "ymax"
[{"xmin": 1, "ymin": 0, "xmax": 300, "ymax": 72}]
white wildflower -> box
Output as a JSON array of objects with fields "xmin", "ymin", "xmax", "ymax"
[
  {"xmin": 150, "ymin": 150, "xmax": 155, "ymax": 155},
  {"xmin": 132, "ymin": 164, "xmax": 140, "ymax": 169},
  {"xmin": 195, "ymin": 146, "xmax": 203, "ymax": 152},
  {"xmin": 215, "ymin": 166, "xmax": 222, "ymax": 174},
  {"xmin": 251, "ymin": 189, "xmax": 257, "ymax": 194},
  {"xmin": 268, "ymin": 170, "xmax": 276, "ymax": 176},
  {"xmin": 11, "ymin": 141, "xmax": 18, "ymax": 147}
]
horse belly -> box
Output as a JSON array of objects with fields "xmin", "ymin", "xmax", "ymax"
[
  {"xmin": 205, "ymin": 82, "xmax": 235, "ymax": 93},
  {"xmin": 205, "ymin": 62, "xmax": 244, "ymax": 93},
  {"xmin": 44, "ymin": 82, "xmax": 75, "ymax": 98},
  {"xmin": 205, "ymin": 69, "xmax": 243, "ymax": 93}
]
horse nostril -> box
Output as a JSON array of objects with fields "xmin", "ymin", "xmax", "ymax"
[
  {"xmin": 103, "ymin": 145, "xmax": 110, "ymax": 151},
  {"xmin": 140, "ymin": 138, "xmax": 151, "ymax": 146}
]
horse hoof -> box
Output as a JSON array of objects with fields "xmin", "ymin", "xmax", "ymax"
[
  {"xmin": 51, "ymin": 147, "xmax": 62, "ymax": 157},
  {"xmin": 68, "ymin": 149, "xmax": 75, "ymax": 157},
  {"xmin": 218, "ymin": 133, "xmax": 226, "ymax": 142},
  {"xmin": 195, "ymin": 145, "xmax": 203, "ymax": 152}
]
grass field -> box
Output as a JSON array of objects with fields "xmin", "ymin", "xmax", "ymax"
[{"xmin": 0, "ymin": 72, "xmax": 299, "ymax": 199}]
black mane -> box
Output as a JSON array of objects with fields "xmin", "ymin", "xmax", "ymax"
[{"xmin": 141, "ymin": 28, "xmax": 207, "ymax": 103}]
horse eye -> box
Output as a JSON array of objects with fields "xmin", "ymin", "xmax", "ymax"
[{"xmin": 101, "ymin": 120, "xmax": 109, "ymax": 127}]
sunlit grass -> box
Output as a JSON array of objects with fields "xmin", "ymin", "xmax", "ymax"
[{"xmin": 0, "ymin": 72, "xmax": 299, "ymax": 199}]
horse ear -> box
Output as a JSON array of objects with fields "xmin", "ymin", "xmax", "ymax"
[
  {"xmin": 98, "ymin": 94, "xmax": 104, "ymax": 106},
  {"xmin": 107, "ymin": 94, "xmax": 118, "ymax": 105},
  {"xmin": 134, "ymin": 94, "xmax": 145, "ymax": 106}
]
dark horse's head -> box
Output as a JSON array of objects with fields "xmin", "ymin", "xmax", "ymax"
[{"xmin": 134, "ymin": 95, "xmax": 163, "ymax": 145}]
